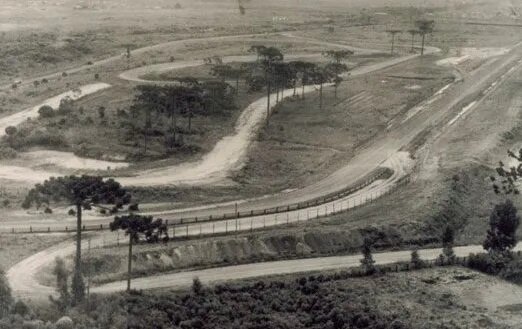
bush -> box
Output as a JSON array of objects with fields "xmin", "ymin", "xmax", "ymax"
[
  {"xmin": 38, "ymin": 105, "xmax": 54, "ymax": 118},
  {"xmin": 129, "ymin": 203, "xmax": 139, "ymax": 211},
  {"xmin": 4, "ymin": 126, "xmax": 16, "ymax": 136},
  {"xmin": 23, "ymin": 129, "xmax": 67, "ymax": 148},
  {"xmin": 11, "ymin": 300, "xmax": 30, "ymax": 317},
  {"xmin": 466, "ymin": 253, "xmax": 501, "ymax": 274},
  {"xmin": 192, "ymin": 277, "xmax": 203, "ymax": 295},
  {"xmin": 410, "ymin": 249, "xmax": 425, "ymax": 269},
  {"xmin": 0, "ymin": 146, "xmax": 17, "ymax": 159},
  {"xmin": 68, "ymin": 209, "xmax": 76, "ymax": 216},
  {"xmin": 57, "ymin": 97, "xmax": 74, "ymax": 115},
  {"xmin": 55, "ymin": 316, "xmax": 73, "ymax": 329}
]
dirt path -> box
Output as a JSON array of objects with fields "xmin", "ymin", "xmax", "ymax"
[
  {"xmin": 0, "ymin": 83, "xmax": 111, "ymax": 137},
  {"xmin": 10, "ymin": 239, "xmax": 522, "ymax": 301},
  {"xmin": 0, "ymin": 39, "xmax": 435, "ymax": 190}
]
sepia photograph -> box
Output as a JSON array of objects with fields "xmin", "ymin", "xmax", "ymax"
[{"xmin": 0, "ymin": 0, "xmax": 522, "ymax": 327}]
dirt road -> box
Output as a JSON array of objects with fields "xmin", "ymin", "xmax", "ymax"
[
  {"xmin": 10, "ymin": 239, "xmax": 522, "ymax": 300},
  {"xmin": 92, "ymin": 244, "xmax": 522, "ymax": 294}
]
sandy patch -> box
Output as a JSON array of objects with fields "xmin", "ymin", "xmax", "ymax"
[{"xmin": 19, "ymin": 150, "xmax": 129, "ymax": 170}]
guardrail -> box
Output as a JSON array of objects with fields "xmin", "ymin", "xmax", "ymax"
[{"xmin": 6, "ymin": 171, "xmax": 410, "ymax": 236}]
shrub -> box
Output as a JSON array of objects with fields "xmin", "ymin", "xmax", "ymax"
[
  {"xmin": 97, "ymin": 107, "xmax": 105, "ymax": 119},
  {"xmin": 61, "ymin": 72, "xmax": 68, "ymax": 77},
  {"xmin": 192, "ymin": 277, "xmax": 203, "ymax": 295},
  {"xmin": 360, "ymin": 238, "xmax": 375, "ymax": 275},
  {"xmin": 0, "ymin": 146, "xmax": 17, "ymax": 159},
  {"xmin": 4, "ymin": 126, "xmax": 17, "ymax": 136},
  {"xmin": 57, "ymin": 97, "xmax": 74, "ymax": 115},
  {"xmin": 38, "ymin": 105, "xmax": 54, "ymax": 118},
  {"xmin": 55, "ymin": 316, "xmax": 73, "ymax": 329},
  {"xmin": 68, "ymin": 209, "xmax": 76, "ymax": 216},
  {"xmin": 410, "ymin": 249, "xmax": 425, "ymax": 269},
  {"xmin": 129, "ymin": 203, "xmax": 139, "ymax": 211},
  {"xmin": 94, "ymin": 73, "xmax": 99, "ymax": 80},
  {"xmin": 11, "ymin": 300, "xmax": 30, "ymax": 317},
  {"xmin": 466, "ymin": 253, "xmax": 500, "ymax": 274}
]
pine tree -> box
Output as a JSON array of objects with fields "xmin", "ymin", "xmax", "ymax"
[
  {"xmin": 484, "ymin": 200, "xmax": 520, "ymax": 259},
  {"xmin": 410, "ymin": 249, "xmax": 425, "ymax": 269},
  {"xmin": 439, "ymin": 226, "xmax": 456, "ymax": 265},
  {"xmin": 360, "ymin": 238, "xmax": 376, "ymax": 274}
]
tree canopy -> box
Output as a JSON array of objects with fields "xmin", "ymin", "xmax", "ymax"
[
  {"xmin": 110, "ymin": 214, "xmax": 169, "ymax": 243},
  {"xmin": 484, "ymin": 200, "xmax": 520, "ymax": 255},
  {"xmin": 22, "ymin": 175, "xmax": 131, "ymax": 209}
]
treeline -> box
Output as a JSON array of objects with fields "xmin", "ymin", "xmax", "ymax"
[{"xmin": 129, "ymin": 79, "xmax": 236, "ymax": 155}]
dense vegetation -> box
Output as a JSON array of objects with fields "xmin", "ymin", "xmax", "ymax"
[{"xmin": 0, "ymin": 269, "xmax": 456, "ymax": 329}]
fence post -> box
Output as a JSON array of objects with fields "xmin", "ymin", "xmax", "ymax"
[
  {"xmin": 250, "ymin": 219, "xmax": 253, "ymax": 232},
  {"xmin": 286, "ymin": 213, "xmax": 289, "ymax": 225},
  {"xmin": 186, "ymin": 225, "xmax": 189, "ymax": 237},
  {"xmin": 30, "ymin": 226, "xmax": 32, "ymax": 233}
]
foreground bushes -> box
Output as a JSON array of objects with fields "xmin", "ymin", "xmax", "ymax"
[{"xmin": 72, "ymin": 274, "xmax": 414, "ymax": 329}]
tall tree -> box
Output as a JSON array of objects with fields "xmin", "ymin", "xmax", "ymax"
[
  {"xmin": 110, "ymin": 214, "xmax": 168, "ymax": 291},
  {"xmin": 407, "ymin": 29, "xmax": 419, "ymax": 52},
  {"xmin": 484, "ymin": 200, "xmax": 520, "ymax": 257},
  {"xmin": 293, "ymin": 61, "xmax": 317, "ymax": 100},
  {"xmin": 248, "ymin": 45, "xmax": 267, "ymax": 63},
  {"xmin": 386, "ymin": 29, "xmax": 402, "ymax": 55},
  {"xmin": 360, "ymin": 238, "xmax": 376, "ymax": 275},
  {"xmin": 259, "ymin": 46, "xmax": 284, "ymax": 124},
  {"xmin": 210, "ymin": 65, "xmax": 245, "ymax": 94},
  {"xmin": 134, "ymin": 85, "xmax": 162, "ymax": 155},
  {"xmin": 439, "ymin": 226, "xmax": 456, "ymax": 264},
  {"xmin": 22, "ymin": 176, "xmax": 131, "ymax": 304},
  {"xmin": 312, "ymin": 65, "xmax": 333, "ymax": 111},
  {"xmin": 322, "ymin": 50, "xmax": 353, "ymax": 98},
  {"xmin": 415, "ymin": 19, "xmax": 435, "ymax": 55}
]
